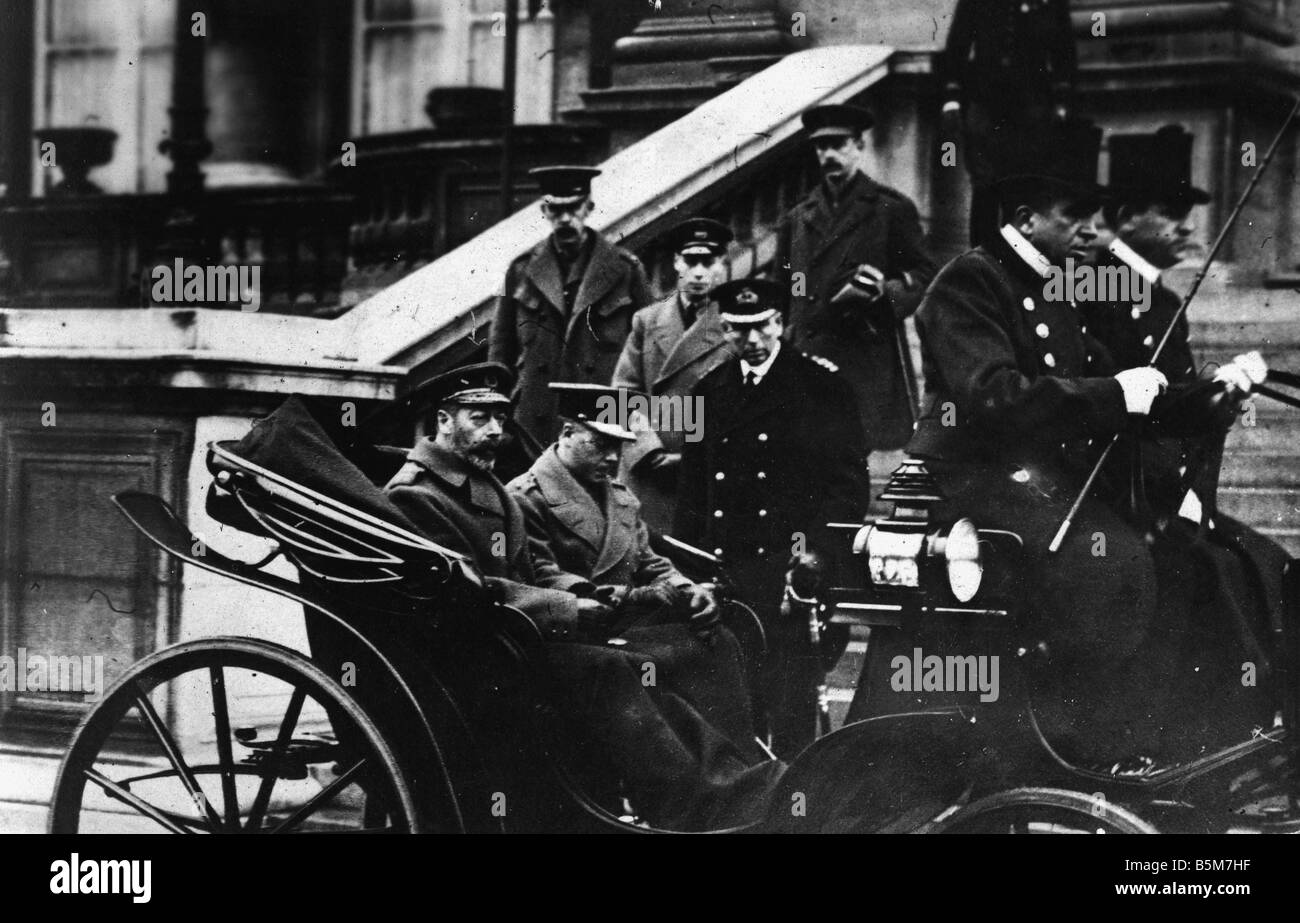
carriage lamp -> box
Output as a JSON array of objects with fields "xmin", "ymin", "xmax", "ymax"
[{"xmin": 849, "ymin": 459, "xmax": 984, "ymax": 603}]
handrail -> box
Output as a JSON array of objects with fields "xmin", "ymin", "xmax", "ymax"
[{"xmin": 335, "ymin": 45, "xmax": 896, "ymax": 369}]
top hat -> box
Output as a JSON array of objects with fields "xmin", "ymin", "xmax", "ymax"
[
  {"xmin": 990, "ymin": 117, "xmax": 1106, "ymax": 208},
  {"xmin": 669, "ymin": 217, "xmax": 734, "ymax": 257},
  {"xmin": 713, "ymin": 278, "xmax": 786, "ymax": 324},
  {"xmin": 801, "ymin": 104, "xmax": 875, "ymax": 140},
  {"xmin": 550, "ymin": 383, "xmax": 637, "ymax": 441},
  {"xmin": 1108, "ymin": 125, "xmax": 1210, "ymax": 208},
  {"xmin": 530, "ymin": 165, "xmax": 601, "ymax": 206}
]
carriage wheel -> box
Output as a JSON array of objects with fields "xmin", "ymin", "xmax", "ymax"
[
  {"xmin": 931, "ymin": 787, "xmax": 1158, "ymax": 834},
  {"xmin": 49, "ymin": 637, "xmax": 421, "ymax": 833}
]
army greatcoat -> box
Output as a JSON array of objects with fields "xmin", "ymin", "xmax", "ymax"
[
  {"xmin": 386, "ymin": 437, "xmax": 780, "ymax": 829},
  {"xmin": 489, "ymin": 231, "xmax": 653, "ymax": 446},
  {"xmin": 775, "ymin": 170, "xmax": 936, "ymax": 449},
  {"xmin": 611, "ymin": 295, "xmax": 732, "ymax": 533}
]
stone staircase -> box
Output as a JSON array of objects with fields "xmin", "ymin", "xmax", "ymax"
[{"xmin": 1188, "ymin": 283, "xmax": 1300, "ymax": 556}]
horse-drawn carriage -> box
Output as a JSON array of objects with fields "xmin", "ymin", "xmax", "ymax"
[{"xmin": 48, "ymin": 393, "xmax": 1300, "ymax": 834}]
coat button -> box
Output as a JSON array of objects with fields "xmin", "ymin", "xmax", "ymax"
[
  {"xmin": 1043, "ymin": 353, "xmax": 1056, "ymax": 368},
  {"xmin": 1143, "ymin": 335, "xmax": 1154, "ymax": 349},
  {"xmin": 757, "ymin": 471, "xmax": 767, "ymax": 479},
  {"xmin": 758, "ymin": 509, "xmax": 768, "ymax": 517},
  {"xmin": 713, "ymin": 509, "xmax": 723, "ymax": 518},
  {"xmin": 757, "ymin": 433, "xmax": 768, "ymax": 442},
  {"xmin": 1035, "ymin": 323, "xmax": 1049, "ymax": 339},
  {"xmin": 714, "ymin": 548, "xmax": 723, "ymax": 556},
  {"xmin": 757, "ymin": 547, "xmax": 766, "ymax": 555},
  {"xmin": 1131, "ymin": 307, "xmax": 1142, "ymax": 320},
  {"xmin": 1080, "ymin": 325, "xmax": 1088, "ymax": 335},
  {"xmin": 1022, "ymin": 297, "xmax": 1035, "ymax": 312},
  {"xmin": 715, "ymin": 472, "xmax": 725, "ymax": 481}
]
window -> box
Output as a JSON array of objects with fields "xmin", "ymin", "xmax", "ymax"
[
  {"xmin": 354, "ymin": 0, "xmax": 556, "ymax": 135},
  {"xmin": 0, "ymin": 412, "xmax": 188, "ymax": 738},
  {"xmin": 33, "ymin": 0, "xmax": 176, "ymax": 195}
]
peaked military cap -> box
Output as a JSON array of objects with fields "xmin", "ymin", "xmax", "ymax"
[
  {"xmin": 801, "ymin": 103, "xmax": 875, "ymax": 140},
  {"xmin": 713, "ymin": 278, "xmax": 786, "ymax": 324},
  {"xmin": 530, "ymin": 165, "xmax": 601, "ymax": 206},
  {"xmin": 408, "ymin": 360, "xmax": 514, "ymax": 410},
  {"xmin": 1108, "ymin": 124, "xmax": 1210, "ymax": 208},
  {"xmin": 550, "ymin": 383, "xmax": 637, "ymax": 441},
  {"xmin": 669, "ymin": 217, "xmax": 734, "ymax": 257}
]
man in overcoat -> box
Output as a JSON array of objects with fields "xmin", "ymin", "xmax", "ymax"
[
  {"xmin": 675, "ymin": 279, "xmax": 871, "ymax": 757},
  {"xmin": 775, "ymin": 103, "xmax": 936, "ymax": 451},
  {"xmin": 875, "ymin": 118, "xmax": 1269, "ymax": 766},
  {"xmin": 612, "ymin": 217, "xmax": 734, "ymax": 533},
  {"xmin": 489, "ymin": 165, "xmax": 654, "ymax": 447},
  {"xmin": 507, "ymin": 382, "xmax": 763, "ymax": 757},
  {"xmin": 1082, "ymin": 126, "xmax": 1287, "ymax": 750}
]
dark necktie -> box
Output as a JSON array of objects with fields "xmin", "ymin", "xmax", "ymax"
[{"xmin": 745, "ymin": 371, "xmax": 758, "ymax": 389}]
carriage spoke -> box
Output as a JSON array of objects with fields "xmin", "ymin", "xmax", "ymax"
[
  {"xmin": 209, "ymin": 666, "xmax": 241, "ymax": 831},
  {"xmin": 245, "ymin": 686, "xmax": 306, "ymax": 832},
  {"xmin": 268, "ymin": 758, "xmax": 370, "ymax": 834},
  {"xmin": 132, "ymin": 682, "xmax": 223, "ymax": 832},
  {"xmin": 84, "ymin": 768, "xmax": 192, "ymax": 835}
]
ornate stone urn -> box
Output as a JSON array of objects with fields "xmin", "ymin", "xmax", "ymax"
[{"xmin": 34, "ymin": 125, "xmax": 118, "ymax": 196}]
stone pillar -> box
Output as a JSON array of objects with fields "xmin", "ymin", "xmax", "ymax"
[{"xmin": 158, "ymin": 0, "xmax": 213, "ymax": 263}]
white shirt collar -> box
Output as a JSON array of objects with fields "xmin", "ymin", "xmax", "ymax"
[
  {"xmin": 1107, "ymin": 237, "xmax": 1163, "ymax": 286},
  {"xmin": 998, "ymin": 224, "xmax": 1053, "ymax": 280},
  {"xmin": 740, "ymin": 339, "xmax": 781, "ymax": 385}
]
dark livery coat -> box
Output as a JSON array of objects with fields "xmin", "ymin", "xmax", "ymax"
[
  {"xmin": 862, "ymin": 240, "xmax": 1276, "ymax": 762},
  {"xmin": 489, "ymin": 231, "xmax": 653, "ymax": 445},
  {"xmin": 676, "ymin": 345, "xmax": 870, "ymax": 755},
  {"xmin": 611, "ymin": 295, "xmax": 731, "ymax": 533},
  {"xmin": 1084, "ymin": 253, "xmax": 1290, "ymax": 728},
  {"xmin": 775, "ymin": 170, "xmax": 936, "ymax": 449}
]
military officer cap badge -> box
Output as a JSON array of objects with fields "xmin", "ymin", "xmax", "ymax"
[
  {"xmin": 1108, "ymin": 124, "xmax": 1210, "ymax": 209},
  {"xmin": 713, "ymin": 278, "xmax": 785, "ymax": 325},
  {"xmin": 529, "ymin": 165, "xmax": 601, "ymax": 206},
  {"xmin": 801, "ymin": 103, "xmax": 875, "ymax": 140},
  {"xmin": 407, "ymin": 360, "xmax": 515, "ymax": 410},
  {"xmin": 670, "ymin": 217, "xmax": 734, "ymax": 257},
  {"xmin": 549, "ymin": 383, "xmax": 638, "ymax": 442}
]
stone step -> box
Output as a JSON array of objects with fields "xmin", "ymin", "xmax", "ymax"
[
  {"xmin": 1219, "ymin": 453, "xmax": 1300, "ymax": 487},
  {"xmin": 1221, "ymin": 416, "xmax": 1298, "ymax": 453},
  {"xmin": 1215, "ymin": 486, "xmax": 1300, "ymax": 529}
]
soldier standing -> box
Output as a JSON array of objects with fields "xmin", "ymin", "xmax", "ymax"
[
  {"xmin": 775, "ymin": 103, "xmax": 936, "ymax": 451},
  {"xmin": 675, "ymin": 279, "xmax": 870, "ymax": 757},
  {"xmin": 612, "ymin": 217, "xmax": 734, "ymax": 533},
  {"xmin": 489, "ymin": 165, "xmax": 653, "ymax": 448}
]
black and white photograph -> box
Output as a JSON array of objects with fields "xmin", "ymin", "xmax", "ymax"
[{"xmin": 0, "ymin": 0, "xmax": 1298, "ymax": 896}]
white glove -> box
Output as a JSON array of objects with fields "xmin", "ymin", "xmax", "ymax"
[
  {"xmin": 1214, "ymin": 351, "xmax": 1268, "ymax": 394},
  {"xmin": 1114, "ymin": 367, "xmax": 1168, "ymax": 415}
]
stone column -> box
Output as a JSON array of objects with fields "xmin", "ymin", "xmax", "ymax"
[{"xmin": 157, "ymin": 0, "xmax": 213, "ymax": 263}]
